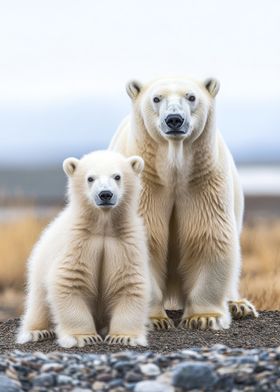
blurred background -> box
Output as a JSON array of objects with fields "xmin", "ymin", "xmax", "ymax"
[{"xmin": 0, "ymin": 0, "xmax": 279, "ymax": 320}]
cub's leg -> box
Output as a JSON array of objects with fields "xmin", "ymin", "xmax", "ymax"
[
  {"xmin": 17, "ymin": 280, "xmax": 54, "ymax": 344},
  {"xmin": 49, "ymin": 280, "xmax": 102, "ymax": 348},
  {"xmin": 105, "ymin": 294, "xmax": 148, "ymax": 347},
  {"xmin": 141, "ymin": 187, "xmax": 174, "ymax": 330}
]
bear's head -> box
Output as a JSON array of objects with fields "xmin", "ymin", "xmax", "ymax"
[
  {"xmin": 63, "ymin": 150, "xmax": 144, "ymax": 211},
  {"xmin": 126, "ymin": 77, "xmax": 220, "ymax": 143}
]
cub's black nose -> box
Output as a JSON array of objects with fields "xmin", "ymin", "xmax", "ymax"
[
  {"xmin": 165, "ymin": 114, "xmax": 184, "ymax": 130},
  {"xmin": 99, "ymin": 190, "xmax": 113, "ymax": 202}
]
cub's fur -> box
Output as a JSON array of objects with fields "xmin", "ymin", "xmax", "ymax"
[{"xmin": 17, "ymin": 150, "xmax": 150, "ymax": 347}]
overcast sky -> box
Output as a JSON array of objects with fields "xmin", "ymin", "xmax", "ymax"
[{"xmin": 0, "ymin": 0, "xmax": 279, "ymax": 166}]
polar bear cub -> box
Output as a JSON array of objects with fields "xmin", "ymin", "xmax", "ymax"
[{"xmin": 17, "ymin": 150, "xmax": 150, "ymax": 348}]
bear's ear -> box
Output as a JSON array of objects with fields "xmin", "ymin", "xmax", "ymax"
[
  {"xmin": 203, "ymin": 78, "xmax": 220, "ymax": 98},
  {"xmin": 63, "ymin": 157, "xmax": 79, "ymax": 177},
  {"xmin": 126, "ymin": 80, "xmax": 142, "ymax": 100},
  {"xmin": 127, "ymin": 156, "xmax": 145, "ymax": 175}
]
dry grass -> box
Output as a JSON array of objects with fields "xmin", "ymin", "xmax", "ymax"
[
  {"xmin": 0, "ymin": 213, "xmax": 279, "ymax": 320},
  {"xmin": 0, "ymin": 214, "xmax": 49, "ymax": 320},
  {"xmin": 241, "ymin": 220, "xmax": 280, "ymax": 311}
]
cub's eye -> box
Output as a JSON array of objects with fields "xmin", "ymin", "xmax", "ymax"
[
  {"xmin": 87, "ymin": 177, "xmax": 94, "ymax": 183},
  {"xmin": 114, "ymin": 175, "xmax": 121, "ymax": 181},
  {"xmin": 188, "ymin": 95, "xmax": 196, "ymax": 102},
  {"xmin": 153, "ymin": 96, "xmax": 160, "ymax": 103}
]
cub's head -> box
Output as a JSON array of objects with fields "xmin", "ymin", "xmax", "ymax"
[
  {"xmin": 126, "ymin": 77, "xmax": 220, "ymax": 142},
  {"xmin": 63, "ymin": 150, "xmax": 144, "ymax": 210}
]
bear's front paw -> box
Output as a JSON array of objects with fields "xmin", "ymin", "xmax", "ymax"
[
  {"xmin": 149, "ymin": 317, "xmax": 174, "ymax": 330},
  {"xmin": 17, "ymin": 329, "xmax": 55, "ymax": 344},
  {"xmin": 179, "ymin": 312, "xmax": 230, "ymax": 330},
  {"xmin": 104, "ymin": 334, "xmax": 147, "ymax": 347},
  {"xmin": 229, "ymin": 299, "xmax": 259, "ymax": 319},
  {"xmin": 58, "ymin": 333, "xmax": 103, "ymax": 348}
]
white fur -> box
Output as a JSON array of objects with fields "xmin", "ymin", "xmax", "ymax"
[
  {"xmin": 17, "ymin": 150, "xmax": 150, "ymax": 347},
  {"xmin": 109, "ymin": 77, "xmax": 257, "ymax": 330}
]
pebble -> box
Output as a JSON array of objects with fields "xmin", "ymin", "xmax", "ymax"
[
  {"xmin": 41, "ymin": 362, "xmax": 64, "ymax": 372},
  {"xmin": 172, "ymin": 362, "xmax": 217, "ymax": 389},
  {"xmin": 139, "ymin": 363, "xmax": 160, "ymax": 376},
  {"xmin": 32, "ymin": 373, "xmax": 56, "ymax": 387},
  {"xmin": 0, "ymin": 375, "xmax": 21, "ymax": 392},
  {"xmin": 57, "ymin": 374, "xmax": 73, "ymax": 384},
  {"xmin": 134, "ymin": 380, "xmax": 174, "ymax": 392},
  {"xmin": 92, "ymin": 381, "xmax": 106, "ymax": 390},
  {"xmin": 0, "ymin": 347, "xmax": 279, "ymax": 390}
]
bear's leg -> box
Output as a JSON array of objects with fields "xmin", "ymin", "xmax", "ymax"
[
  {"xmin": 17, "ymin": 285, "xmax": 54, "ymax": 344},
  {"xmin": 145, "ymin": 215, "xmax": 174, "ymax": 330},
  {"xmin": 49, "ymin": 290, "xmax": 102, "ymax": 348},
  {"xmin": 179, "ymin": 251, "xmax": 234, "ymax": 331},
  {"xmin": 149, "ymin": 274, "xmax": 174, "ymax": 330},
  {"xmin": 105, "ymin": 296, "xmax": 148, "ymax": 347}
]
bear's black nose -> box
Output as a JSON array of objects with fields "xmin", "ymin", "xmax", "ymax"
[
  {"xmin": 99, "ymin": 190, "xmax": 113, "ymax": 202},
  {"xmin": 165, "ymin": 114, "xmax": 184, "ymax": 130}
]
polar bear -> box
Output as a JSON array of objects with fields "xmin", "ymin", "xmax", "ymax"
[
  {"xmin": 17, "ymin": 150, "xmax": 150, "ymax": 347},
  {"xmin": 109, "ymin": 77, "xmax": 258, "ymax": 330}
]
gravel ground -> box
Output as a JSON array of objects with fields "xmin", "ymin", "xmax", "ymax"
[
  {"xmin": 0, "ymin": 311, "xmax": 279, "ymax": 354},
  {"xmin": 1, "ymin": 346, "xmax": 280, "ymax": 391},
  {"xmin": 0, "ymin": 311, "xmax": 280, "ymax": 391}
]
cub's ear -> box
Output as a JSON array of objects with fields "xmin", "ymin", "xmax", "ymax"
[
  {"xmin": 127, "ymin": 156, "xmax": 144, "ymax": 175},
  {"xmin": 204, "ymin": 78, "xmax": 220, "ymax": 98},
  {"xmin": 126, "ymin": 80, "xmax": 142, "ymax": 100},
  {"xmin": 63, "ymin": 157, "xmax": 79, "ymax": 177}
]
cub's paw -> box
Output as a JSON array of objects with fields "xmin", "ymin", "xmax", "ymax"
[
  {"xmin": 104, "ymin": 334, "xmax": 147, "ymax": 347},
  {"xmin": 58, "ymin": 333, "xmax": 103, "ymax": 348},
  {"xmin": 149, "ymin": 317, "xmax": 174, "ymax": 330},
  {"xmin": 17, "ymin": 329, "xmax": 55, "ymax": 344},
  {"xmin": 229, "ymin": 299, "xmax": 259, "ymax": 319},
  {"xmin": 179, "ymin": 313, "xmax": 230, "ymax": 330}
]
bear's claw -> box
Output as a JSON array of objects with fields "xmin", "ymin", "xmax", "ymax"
[
  {"xmin": 58, "ymin": 333, "xmax": 102, "ymax": 348},
  {"xmin": 17, "ymin": 329, "xmax": 55, "ymax": 344},
  {"xmin": 229, "ymin": 299, "xmax": 258, "ymax": 319},
  {"xmin": 179, "ymin": 313, "xmax": 228, "ymax": 330},
  {"xmin": 104, "ymin": 334, "xmax": 147, "ymax": 347},
  {"xmin": 150, "ymin": 317, "xmax": 174, "ymax": 330}
]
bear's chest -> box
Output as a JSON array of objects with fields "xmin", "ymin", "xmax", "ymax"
[{"xmin": 154, "ymin": 143, "xmax": 191, "ymax": 188}]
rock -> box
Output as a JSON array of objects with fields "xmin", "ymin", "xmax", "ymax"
[
  {"xmin": 114, "ymin": 361, "xmax": 135, "ymax": 372},
  {"xmin": 96, "ymin": 373, "xmax": 113, "ymax": 382},
  {"xmin": 125, "ymin": 371, "xmax": 143, "ymax": 382},
  {"xmin": 92, "ymin": 381, "xmax": 106, "ymax": 391},
  {"xmin": 57, "ymin": 375, "xmax": 73, "ymax": 385},
  {"xmin": 108, "ymin": 379, "xmax": 124, "ymax": 388},
  {"xmin": 139, "ymin": 363, "xmax": 160, "ymax": 377},
  {"xmin": 0, "ymin": 375, "xmax": 21, "ymax": 392},
  {"xmin": 134, "ymin": 380, "xmax": 174, "ymax": 392},
  {"xmin": 211, "ymin": 344, "xmax": 227, "ymax": 352},
  {"xmin": 32, "ymin": 373, "xmax": 56, "ymax": 387},
  {"xmin": 172, "ymin": 362, "xmax": 217, "ymax": 389},
  {"xmin": 41, "ymin": 362, "xmax": 64, "ymax": 372},
  {"xmin": 181, "ymin": 349, "xmax": 203, "ymax": 359}
]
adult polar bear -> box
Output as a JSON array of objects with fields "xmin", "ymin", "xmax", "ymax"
[{"xmin": 109, "ymin": 77, "xmax": 258, "ymax": 330}]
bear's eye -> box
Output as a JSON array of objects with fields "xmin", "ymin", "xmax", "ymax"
[
  {"xmin": 188, "ymin": 95, "xmax": 196, "ymax": 102},
  {"xmin": 114, "ymin": 175, "xmax": 121, "ymax": 181},
  {"xmin": 153, "ymin": 96, "xmax": 160, "ymax": 103},
  {"xmin": 87, "ymin": 176, "xmax": 94, "ymax": 183}
]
